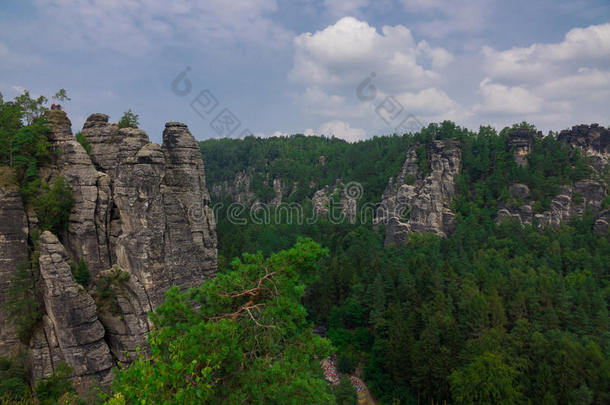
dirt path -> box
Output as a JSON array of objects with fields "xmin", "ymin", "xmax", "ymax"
[{"xmin": 350, "ymin": 375, "xmax": 376, "ymax": 405}]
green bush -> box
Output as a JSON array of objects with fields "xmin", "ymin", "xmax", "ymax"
[
  {"xmin": 71, "ymin": 258, "xmax": 90, "ymax": 288},
  {"xmin": 337, "ymin": 353, "xmax": 355, "ymax": 374},
  {"xmin": 334, "ymin": 375, "xmax": 357, "ymax": 405},
  {"xmin": 6, "ymin": 259, "xmax": 41, "ymax": 343},
  {"xmin": 0, "ymin": 356, "xmax": 30, "ymax": 401},
  {"xmin": 118, "ymin": 109, "xmax": 139, "ymax": 129},
  {"xmin": 34, "ymin": 176, "xmax": 74, "ymax": 235},
  {"xmin": 35, "ymin": 363, "xmax": 75, "ymax": 405},
  {"xmin": 75, "ymin": 131, "xmax": 91, "ymax": 155}
]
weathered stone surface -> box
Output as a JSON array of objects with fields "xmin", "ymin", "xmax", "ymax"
[
  {"xmin": 160, "ymin": 122, "xmax": 217, "ymax": 296},
  {"xmin": 497, "ymin": 180, "xmax": 607, "ymax": 229},
  {"xmin": 376, "ymin": 140, "xmax": 461, "ymax": 245},
  {"xmin": 507, "ymin": 129, "xmax": 540, "ymax": 167},
  {"xmin": 82, "ymin": 114, "xmax": 149, "ymax": 174},
  {"xmin": 0, "ymin": 172, "xmax": 29, "ymax": 357},
  {"xmin": 558, "ymin": 124, "xmax": 609, "ymax": 170},
  {"xmin": 28, "ymin": 315, "xmax": 65, "ymax": 381},
  {"xmin": 210, "ymin": 171, "xmax": 256, "ymax": 204},
  {"xmin": 509, "ymin": 183, "xmax": 530, "ymax": 200},
  {"xmin": 93, "ymin": 267, "xmax": 150, "ymax": 363},
  {"xmin": 36, "ymin": 231, "xmax": 113, "ymax": 387},
  {"xmin": 312, "ymin": 180, "xmax": 358, "ymax": 224},
  {"xmin": 43, "ymin": 110, "xmax": 111, "ymax": 277}
]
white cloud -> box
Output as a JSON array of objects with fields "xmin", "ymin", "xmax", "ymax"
[
  {"xmin": 394, "ymin": 87, "xmax": 469, "ymax": 121},
  {"xmin": 475, "ymin": 23, "xmax": 610, "ymax": 129},
  {"xmin": 483, "ymin": 23, "xmax": 610, "ymax": 83},
  {"xmin": 318, "ymin": 120, "xmax": 367, "ymax": 142},
  {"xmin": 290, "ymin": 17, "xmax": 451, "ymax": 91},
  {"xmin": 476, "ymin": 78, "xmax": 543, "ymax": 114}
]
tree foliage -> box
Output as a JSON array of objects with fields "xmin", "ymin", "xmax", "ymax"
[
  {"xmin": 111, "ymin": 239, "xmax": 336, "ymax": 404},
  {"xmin": 118, "ymin": 109, "xmax": 139, "ymax": 129}
]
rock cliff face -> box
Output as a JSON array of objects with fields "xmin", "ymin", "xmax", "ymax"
[
  {"xmin": 0, "ymin": 171, "xmax": 29, "ymax": 357},
  {"xmin": 31, "ymin": 231, "xmax": 113, "ymax": 390},
  {"xmin": 496, "ymin": 181, "xmax": 607, "ymax": 229},
  {"xmin": 0, "ymin": 110, "xmax": 217, "ymax": 390},
  {"xmin": 312, "ymin": 180, "xmax": 358, "ymax": 224},
  {"xmin": 210, "ymin": 171, "xmax": 289, "ymax": 207},
  {"xmin": 557, "ymin": 124, "xmax": 610, "ymax": 170},
  {"xmin": 496, "ymin": 125, "xmax": 609, "ymax": 231},
  {"xmin": 376, "ymin": 140, "xmax": 461, "ymax": 245},
  {"xmin": 507, "ymin": 129, "xmax": 540, "ymax": 167}
]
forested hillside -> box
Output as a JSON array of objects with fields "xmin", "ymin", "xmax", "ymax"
[{"xmin": 200, "ymin": 122, "xmax": 610, "ymax": 404}]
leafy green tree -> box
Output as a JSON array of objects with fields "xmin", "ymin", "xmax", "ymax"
[
  {"xmin": 5, "ymin": 258, "xmax": 41, "ymax": 343},
  {"xmin": 111, "ymin": 239, "xmax": 335, "ymax": 404},
  {"xmin": 118, "ymin": 109, "xmax": 139, "ymax": 129},
  {"xmin": 52, "ymin": 89, "xmax": 71, "ymax": 102},
  {"xmin": 75, "ymin": 131, "xmax": 91, "ymax": 155},
  {"xmin": 334, "ymin": 376, "xmax": 357, "ymax": 405},
  {"xmin": 35, "ymin": 363, "xmax": 76, "ymax": 405},
  {"xmin": 34, "ymin": 176, "xmax": 74, "ymax": 235},
  {"xmin": 0, "ymin": 356, "xmax": 31, "ymax": 401},
  {"xmin": 71, "ymin": 258, "xmax": 90, "ymax": 288},
  {"xmin": 13, "ymin": 90, "xmax": 47, "ymax": 125},
  {"xmin": 449, "ymin": 352, "xmax": 521, "ymax": 404}
]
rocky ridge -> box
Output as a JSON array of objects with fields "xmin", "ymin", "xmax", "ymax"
[
  {"xmin": 496, "ymin": 125, "xmax": 609, "ymax": 231},
  {"xmin": 0, "ymin": 110, "xmax": 217, "ymax": 389},
  {"xmin": 375, "ymin": 139, "xmax": 462, "ymax": 245}
]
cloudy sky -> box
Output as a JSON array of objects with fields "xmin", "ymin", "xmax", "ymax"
[{"xmin": 1, "ymin": 0, "xmax": 609, "ymax": 142}]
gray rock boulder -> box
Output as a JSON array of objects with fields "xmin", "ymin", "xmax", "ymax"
[
  {"xmin": 43, "ymin": 110, "xmax": 112, "ymax": 277},
  {"xmin": 0, "ymin": 171, "xmax": 29, "ymax": 357},
  {"xmin": 34, "ymin": 231, "xmax": 113, "ymax": 389},
  {"xmin": 376, "ymin": 140, "xmax": 461, "ymax": 245}
]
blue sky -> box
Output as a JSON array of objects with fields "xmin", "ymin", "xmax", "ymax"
[{"xmin": 1, "ymin": 0, "xmax": 609, "ymax": 142}]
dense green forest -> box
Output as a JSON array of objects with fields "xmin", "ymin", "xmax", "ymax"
[
  {"xmin": 1, "ymin": 88, "xmax": 608, "ymax": 404},
  {"xmin": 203, "ymin": 123, "xmax": 610, "ymax": 404}
]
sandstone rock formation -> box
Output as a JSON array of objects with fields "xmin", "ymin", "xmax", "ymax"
[
  {"xmin": 558, "ymin": 124, "xmax": 610, "ymax": 170},
  {"xmin": 507, "ymin": 129, "xmax": 540, "ymax": 167},
  {"xmin": 32, "ymin": 231, "xmax": 113, "ymax": 389},
  {"xmin": 312, "ymin": 180, "xmax": 358, "ymax": 224},
  {"xmin": 0, "ymin": 170, "xmax": 29, "ymax": 357},
  {"xmin": 376, "ymin": 140, "xmax": 461, "ymax": 245},
  {"xmin": 43, "ymin": 110, "xmax": 112, "ymax": 277},
  {"xmin": 496, "ymin": 180, "xmax": 607, "ymax": 229},
  {"xmin": 210, "ymin": 171, "xmax": 289, "ymax": 207},
  {"xmin": 497, "ymin": 125, "xmax": 609, "ymax": 230},
  {"xmin": 0, "ymin": 111, "xmax": 218, "ymax": 390}
]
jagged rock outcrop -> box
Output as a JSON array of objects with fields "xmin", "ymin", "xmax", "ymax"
[
  {"xmin": 0, "ymin": 170, "xmax": 29, "ymax": 357},
  {"xmin": 558, "ymin": 124, "xmax": 610, "ymax": 170},
  {"xmin": 13, "ymin": 111, "xmax": 218, "ymax": 391},
  {"xmin": 93, "ymin": 267, "xmax": 150, "ymax": 363},
  {"xmin": 211, "ymin": 171, "xmax": 256, "ymax": 204},
  {"xmin": 496, "ymin": 180, "xmax": 607, "ymax": 229},
  {"xmin": 75, "ymin": 114, "xmax": 218, "ymax": 357},
  {"xmin": 312, "ymin": 180, "xmax": 358, "ymax": 224},
  {"xmin": 376, "ymin": 140, "xmax": 461, "ymax": 245},
  {"xmin": 507, "ymin": 129, "xmax": 541, "ymax": 167},
  {"xmin": 31, "ymin": 231, "xmax": 113, "ymax": 390},
  {"xmin": 210, "ymin": 171, "xmax": 289, "ymax": 207},
  {"xmin": 43, "ymin": 110, "xmax": 112, "ymax": 277},
  {"xmin": 497, "ymin": 125, "xmax": 609, "ymax": 230}
]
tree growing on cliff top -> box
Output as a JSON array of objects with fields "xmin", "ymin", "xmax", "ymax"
[
  {"xmin": 111, "ymin": 238, "xmax": 336, "ymax": 404},
  {"xmin": 118, "ymin": 109, "xmax": 139, "ymax": 129}
]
